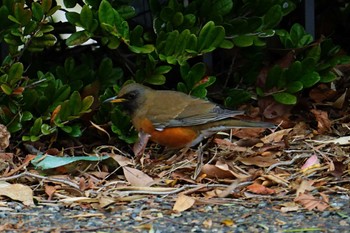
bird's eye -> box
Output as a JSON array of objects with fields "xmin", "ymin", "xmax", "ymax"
[{"xmin": 126, "ymin": 91, "xmax": 137, "ymax": 99}]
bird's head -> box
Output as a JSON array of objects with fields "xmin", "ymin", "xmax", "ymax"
[{"xmin": 104, "ymin": 83, "xmax": 150, "ymax": 115}]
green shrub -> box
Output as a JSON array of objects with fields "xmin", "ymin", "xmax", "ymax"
[{"xmin": 0, "ymin": 0, "xmax": 348, "ymax": 145}]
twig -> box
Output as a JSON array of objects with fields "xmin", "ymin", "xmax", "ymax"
[
  {"xmin": 0, "ymin": 171, "xmax": 80, "ymax": 190},
  {"xmin": 266, "ymin": 153, "xmax": 311, "ymax": 173}
]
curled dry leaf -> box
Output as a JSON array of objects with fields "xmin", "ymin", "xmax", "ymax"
[
  {"xmin": 173, "ymin": 194, "xmax": 195, "ymax": 212},
  {"xmin": 310, "ymin": 109, "xmax": 331, "ymax": 134},
  {"xmin": 0, "ymin": 124, "xmax": 10, "ymax": 151}
]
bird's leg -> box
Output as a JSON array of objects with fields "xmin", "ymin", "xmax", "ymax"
[{"xmin": 133, "ymin": 131, "xmax": 151, "ymax": 159}]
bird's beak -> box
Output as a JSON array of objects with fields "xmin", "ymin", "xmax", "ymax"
[{"xmin": 103, "ymin": 96, "xmax": 126, "ymax": 103}]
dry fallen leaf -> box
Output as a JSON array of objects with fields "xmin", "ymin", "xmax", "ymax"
[
  {"xmin": 0, "ymin": 124, "xmax": 10, "ymax": 151},
  {"xmin": 44, "ymin": 184, "xmax": 57, "ymax": 200},
  {"xmin": 246, "ymin": 183, "xmax": 275, "ymax": 195},
  {"xmin": 123, "ymin": 166, "xmax": 154, "ymax": 187},
  {"xmin": 296, "ymin": 180, "xmax": 316, "ymax": 196},
  {"xmin": 201, "ymin": 164, "xmax": 248, "ymax": 179},
  {"xmin": 238, "ymin": 155, "xmax": 278, "ymax": 168},
  {"xmin": 173, "ymin": 194, "xmax": 195, "ymax": 212},
  {"xmin": 261, "ymin": 128, "xmax": 292, "ymax": 144},
  {"xmin": 294, "ymin": 193, "xmax": 329, "ymax": 211},
  {"xmin": 279, "ymin": 202, "xmax": 299, "ymax": 213},
  {"xmin": 301, "ymin": 155, "xmax": 321, "ymax": 173},
  {"xmin": 308, "ymin": 136, "xmax": 350, "ymax": 145},
  {"xmin": 310, "ymin": 109, "xmax": 331, "ymax": 134},
  {"xmin": 0, "ymin": 182, "xmax": 34, "ymax": 206}
]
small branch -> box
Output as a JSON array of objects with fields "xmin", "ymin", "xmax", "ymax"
[{"xmin": 0, "ymin": 171, "xmax": 80, "ymax": 190}]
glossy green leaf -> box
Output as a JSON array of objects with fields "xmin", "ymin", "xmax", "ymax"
[
  {"xmin": 41, "ymin": 124, "xmax": 52, "ymax": 135},
  {"xmin": 145, "ymin": 74, "xmax": 166, "ymax": 85},
  {"xmin": 232, "ymin": 35, "xmax": 254, "ymax": 47},
  {"xmin": 32, "ymin": 2, "xmax": 44, "ymax": 21},
  {"xmin": 117, "ymin": 5, "xmax": 136, "ymax": 19},
  {"xmin": 53, "ymin": 85, "xmax": 71, "ymax": 104},
  {"xmin": 80, "ymin": 5, "xmax": 93, "ymax": 30},
  {"xmin": 31, "ymin": 34, "xmax": 57, "ymax": 47},
  {"xmin": 7, "ymin": 121, "xmax": 22, "ymax": 133},
  {"xmin": 8, "ymin": 62, "xmax": 23, "ymax": 84},
  {"xmin": 160, "ymin": 7, "xmax": 174, "ymax": 21},
  {"xmin": 263, "ymin": 5, "xmax": 282, "ymax": 29},
  {"xmin": 272, "ymin": 92, "xmax": 297, "ymax": 105},
  {"xmin": 69, "ymin": 91, "xmax": 82, "ymax": 116},
  {"xmin": 61, "ymin": 125, "xmax": 72, "ymax": 133},
  {"xmin": 154, "ymin": 66, "xmax": 172, "ymax": 74},
  {"xmin": 66, "ymin": 30, "xmax": 91, "ymax": 46},
  {"xmin": 198, "ymin": 21, "xmax": 225, "ymax": 52},
  {"xmin": 30, "ymin": 118, "xmax": 43, "ymax": 136},
  {"xmin": 212, "ymin": 0, "xmax": 233, "ymax": 16},
  {"xmin": 300, "ymin": 71, "xmax": 320, "ymax": 88},
  {"xmin": 14, "ymin": 3, "xmax": 32, "ymax": 25},
  {"xmin": 65, "ymin": 12, "xmax": 80, "ymax": 25},
  {"xmin": 1, "ymin": 84, "xmax": 12, "ymax": 95},
  {"xmin": 99, "ymin": 0, "xmax": 115, "ymax": 26},
  {"xmin": 286, "ymin": 81, "xmax": 303, "ymax": 93},
  {"xmin": 42, "ymin": 0, "xmax": 52, "ymax": 13},
  {"xmin": 220, "ymin": 40, "xmax": 234, "ymax": 49},
  {"xmin": 21, "ymin": 111, "xmax": 33, "ymax": 122},
  {"xmin": 128, "ymin": 44, "xmax": 155, "ymax": 54},
  {"xmin": 172, "ymin": 12, "xmax": 184, "ymax": 26},
  {"xmin": 320, "ymin": 71, "xmax": 337, "ymax": 83},
  {"xmin": 69, "ymin": 124, "xmax": 82, "ymax": 137},
  {"xmin": 47, "ymin": 5, "xmax": 61, "ymax": 16},
  {"xmin": 81, "ymin": 96, "xmax": 94, "ymax": 112},
  {"xmin": 63, "ymin": 0, "xmax": 76, "ymax": 8}
]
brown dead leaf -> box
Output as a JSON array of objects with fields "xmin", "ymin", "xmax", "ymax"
[
  {"xmin": 310, "ymin": 109, "xmax": 331, "ymax": 134},
  {"xmin": 109, "ymin": 154, "xmax": 133, "ymax": 167},
  {"xmin": 0, "ymin": 182, "xmax": 34, "ymax": 206},
  {"xmin": 294, "ymin": 193, "xmax": 329, "ymax": 211},
  {"xmin": 261, "ymin": 128, "xmax": 292, "ymax": 144},
  {"xmin": 332, "ymin": 90, "xmax": 347, "ymax": 109},
  {"xmin": 262, "ymin": 101, "xmax": 292, "ymax": 119},
  {"xmin": 238, "ymin": 155, "xmax": 278, "ymax": 168},
  {"xmin": 296, "ymin": 180, "xmax": 316, "ymax": 196},
  {"xmin": 309, "ymin": 84, "xmax": 337, "ymax": 103},
  {"xmin": 231, "ymin": 128, "xmax": 266, "ymax": 139},
  {"xmin": 279, "ymin": 202, "xmax": 299, "ymax": 213},
  {"xmin": 0, "ymin": 124, "xmax": 10, "ymax": 151},
  {"xmin": 246, "ymin": 182, "xmax": 275, "ymax": 195},
  {"xmin": 44, "ymin": 184, "xmax": 57, "ymax": 200},
  {"xmin": 123, "ymin": 166, "xmax": 154, "ymax": 187},
  {"xmin": 173, "ymin": 194, "xmax": 195, "ymax": 212},
  {"xmin": 330, "ymin": 161, "xmax": 345, "ymax": 178},
  {"xmin": 201, "ymin": 163, "xmax": 249, "ymax": 179}
]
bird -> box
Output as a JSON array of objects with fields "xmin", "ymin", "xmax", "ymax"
[{"xmin": 105, "ymin": 83, "xmax": 275, "ymax": 155}]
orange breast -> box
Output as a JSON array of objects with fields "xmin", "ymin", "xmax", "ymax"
[{"xmin": 134, "ymin": 118, "xmax": 198, "ymax": 148}]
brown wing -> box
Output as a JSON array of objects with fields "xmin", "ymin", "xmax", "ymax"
[{"xmin": 145, "ymin": 90, "xmax": 244, "ymax": 129}]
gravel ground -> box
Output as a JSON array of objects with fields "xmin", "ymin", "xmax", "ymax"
[{"xmin": 0, "ymin": 194, "xmax": 349, "ymax": 233}]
